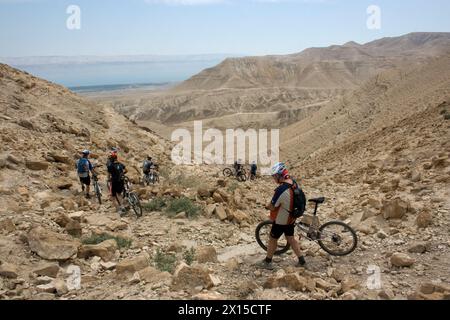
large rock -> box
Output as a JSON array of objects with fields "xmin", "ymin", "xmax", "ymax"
[
  {"xmin": 214, "ymin": 205, "xmax": 227, "ymax": 221},
  {"xmin": 381, "ymin": 198, "xmax": 410, "ymax": 220},
  {"xmin": 65, "ymin": 220, "xmax": 82, "ymax": 237},
  {"xmin": 0, "ymin": 218, "xmax": 16, "ymax": 234},
  {"xmin": 264, "ymin": 273, "xmax": 309, "ymax": 292},
  {"xmin": 48, "ymin": 152, "xmax": 72, "ymax": 165},
  {"xmin": 197, "ymin": 188, "xmax": 212, "ymax": 199},
  {"xmin": 0, "ymin": 261, "xmax": 19, "ymax": 278},
  {"xmin": 138, "ymin": 266, "xmax": 171, "ymax": 284},
  {"xmin": 212, "ymin": 192, "xmax": 224, "ymax": 203},
  {"xmin": 171, "ymin": 263, "xmax": 214, "ymax": 291},
  {"xmin": 204, "ymin": 204, "xmax": 217, "ymax": 218},
  {"xmin": 27, "ymin": 227, "xmax": 80, "ymax": 261},
  {"xmin": 391, "ymin": 253, "xmax": 415, "ymax": 267},
  {"xmin": 408, "ymin": 242, "xmax": 429, "ymax": 254},
  {"xmin": 25, "ymin": 160, "xmax": 49, "ymax": 171},
  {"xmin": 233, "ymin": 210, "xmax": 250, "ymax": 224},
  {"xmin": 416, "ymin": 211, "xmax": 432, "ymax": 228},
  {"xmin": 195, "ymin": 246, "xmax": 218, "ymax": 263},
  {"xmin": 32, "ymin": 263, "xmax": 60, "ymax": 278},
  {"xmin": 54, "ymin": 214, "xmax": 72, "ymax": 228},
  {"xmin": 116, "ymin": 254, "xmax": 149, "ymax": 275},
  {"xmin": 78, "ymin": 239, "xmax": 118, "ymax": 261}
]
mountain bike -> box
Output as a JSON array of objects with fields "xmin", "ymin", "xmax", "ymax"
[
  {"xmin": 92, "ymin": 173, "xmax": 102, "ymax": 205},
  {"xmin": 122, "ymin": 175, "xmax": 143, "ymax": 218},
  {"xmin": 255, "ymin": 197, "xmax": 358, "ymax": 256},
  {"xmin": 141, "ymin": 170, "xmax": 160, "ymax": 186},
  {"xmin": 223, "ymin": 167, "xmax": 247, "ymax": 182}
]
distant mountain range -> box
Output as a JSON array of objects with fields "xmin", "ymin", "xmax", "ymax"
[{"xmin": 175, "ymin": 32, "xmax": 450, "ymax": 91}]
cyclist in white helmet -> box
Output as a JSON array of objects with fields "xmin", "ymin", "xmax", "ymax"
[{"xmin": 258, "ymin": 162, "xmax": 306, "ymax": 270}]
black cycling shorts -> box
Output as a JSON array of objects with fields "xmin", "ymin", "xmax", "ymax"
[
  {"xmin": 111, "ymin": 181, "xmax": 124, "ymax": 197},
  {"xmin": 79, "ymin": 176, "xmax": 91, "ymax": 186},
  {"xmin": 270, "ymin": 223, "xmax": 295, "ymax": 239}
]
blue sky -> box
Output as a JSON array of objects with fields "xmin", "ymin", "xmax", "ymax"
[{"xmin": 0, "ymin": 0, "xmax": 449, "ymax": 57}]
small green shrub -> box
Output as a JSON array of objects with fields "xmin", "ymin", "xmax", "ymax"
[
  {"xmin": 153, "ymin": 248, "xmax": 177, "ymax": 273},
  {"xmin": 82, "ymin": 233, "xmax": 132, "ymax": 249},
  {"xmin": 143, "ymin": 197, "xmax": 167, "ymax": 212},
  {"xmin": 227, "ymin": 181, "xmax": 239, "ymax": 193},
  {"xmin": 183, "ymin": 247, "xmax": 196, "ymax": 266},
  {"xmin": 165, "ymin": 197, "xmax": 201, "ymax": 218}
]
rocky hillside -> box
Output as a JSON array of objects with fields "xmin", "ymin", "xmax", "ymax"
[
  {"xmin": 1, "ymin": 56, "xmax": 449, "ymax": 301},
  {"xmin": 105, "ymin": 33, "xmax": 450, "ymax": 137},
  {"xmin": 281, "ymin": 54, "xmax": 450, "ymax": 161}
]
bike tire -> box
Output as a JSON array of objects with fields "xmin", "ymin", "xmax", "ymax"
[
  {"xmin": 95, "ymin": 183, "xmax": 102, "ymax": 205},
  {"xmin": 129, "ymin": 192, "xmax": 143, "ymax": 218},
  {"xmin": 317, "ymin": 221, "xmax": 358, "ymax": 256},
  {"xmin": 223, "ymin": 168, "xmax": 233, "ymax": 177},
  {"xmin": 255, "ymin": 220, "xmax": 290, "ymax": 255},
  {"xmin": 238, "ymin": 173, "xmax": 247, "ymax": 182}
]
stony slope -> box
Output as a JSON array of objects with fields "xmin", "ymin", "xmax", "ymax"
[{"xmin": 1, "ymin": 57, "xmax": 449, "ymax": 301}]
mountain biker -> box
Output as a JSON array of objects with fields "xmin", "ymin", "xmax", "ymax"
[
  {"xmin": 76, "ymin": 150, "xmax": 95, "ymax": 199},
  {"xmin": 250, "ymin": 161, "xmax": 258, "ymax": 179},
  {"xmin": 107, "ymin": 152, "xmax": 128, "ymax": 214},
  {"xmin": 143, "ymin": 156, "xmax": 154, "ymax": 175},
  {"xmin": 259, "ymin": 162, "xmax": 306, "ymax": 270},
  {"xmin": 234, "ymin": 159, "xmax": 243, "ymax": 176}
]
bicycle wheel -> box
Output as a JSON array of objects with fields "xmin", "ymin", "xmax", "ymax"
[
  {"xmin": 223, "ymin": 168, "xmax": 233, "ymax": 177},
  {"xmin": 94, "ymin": 182, "xmax": 102, "ymax": 205},
  {"xmin": 255, "ymin": 220, "xmax": 290, "ymax": 255},
  {"xmin": 128, "ymin": 192, "xmax": 143, "ymax": 218},
  {"xmin": 317, "ymin": 221, "xmax": 358, "ymax": 256},
  {"xmin": 237, "ymin": 173, "xmax": 247, "ymax": 182}
]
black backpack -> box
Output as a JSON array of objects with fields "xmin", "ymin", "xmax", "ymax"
[{"xmin": 289, "ymin": 181, "xmax": 307, "ymax": 218}]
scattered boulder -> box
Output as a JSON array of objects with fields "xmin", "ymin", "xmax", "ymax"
[
  {"xmin": 6, "ymin": 154, "xmax": 21, "ymax": 165},
  {"xmin": 27, "ymin": 227, "xmax": 80, "ymax": 261},
  {"xmin": 214, "ymin": 205, "xmax": 227, "ymax": 221},
  {"xmin": 138, "ymin": 266, "xmax": 171, "ymax": 284},
  {"xmin": 25, "ymin": 160, "xmax": 49, "ymax": 171},
  {"xmin": 416, "ymin": 211, "xmax": 432, "ymax": 228},
  {"xmin": 381, "ymin": 198, "xmax": 410, "ymax": 220},
  {"xmin": 391, "ymin": 253, "xmax": 415, "ymax": 267},
  {"xmin": 232, "ymin": 210, "xmax": 250, "ymax": 224},
  {"xmin": 78, "ymin": 239, "xmax": 118, "ymax": 261},
  {"xmin": 0, "ymin": 218, "xmax": 16, "ymax": 234},
  {"xmin": 204, "ymin": 204, "xmax": 217, "ymax": 218},
  {"xmin": 217, "ymin": 179, "xmax": 227, "ymax": 187},
  {"xmin": 32, "ymin": 263, "xmax": 60, "ymax": 278},
  {"xmin": 212, "ymin": 192, "xmax": 224, "ymax": 203},
  {"xmin": 48, "ymin": 152, "xmax": 72, "ymax": 165},
  {"xmin": 408, "ymin": 242, "xmax": 429, "ymax": 254},
  {"xmin": 171, "ymin": 263, "xmax": 214, "ymax": 291},
  {"xmin": 195, "ymin": 246, "xmax": 218, "ymax": 263},
  {"xmin": 264, "ymin": 273, "xmax": 309, "ymax": 292},
  {"xmin": 54, "ymin": 214, "xmax": 72, "ymax": 228},
  {"xmin": 65, "ymin": 220, "xmax": 82, "ymax": 237},
  {"xmin": 197, "ymin": 188, "xmax": 212, "ymax": 199},
  {"xmin": 0, "ymin": 261, "xmax": 19, "ymax": 278},
  {"xmin": 116, "ymin": 254, "xmax": 149, "ymax": 275}
]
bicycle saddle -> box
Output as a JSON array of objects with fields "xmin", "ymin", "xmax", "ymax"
[{"xmin": 308, "ymin": 197, "xmax": 325, "ymax": 204}]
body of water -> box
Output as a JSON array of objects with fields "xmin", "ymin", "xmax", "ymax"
[{"xmin": 7, "ymin": 57, "xmax": 229, "ymax": 88}]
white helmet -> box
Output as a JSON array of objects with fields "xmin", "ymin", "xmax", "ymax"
[{"xmin": 271, "ymin": 162, "xmax": 287, "ymax": 176}]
